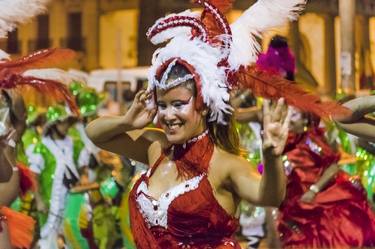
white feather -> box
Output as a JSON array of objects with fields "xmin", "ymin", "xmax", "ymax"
[
  {"xmin": 229, "ymin": 0, "xmax": 306, "ymax": 69},
  {"xmin": 148, "ymin": 10, "xmax": 200, "ymax": 45},
  {"xmin": 0, "ymin": 0, "xmax": 50, "ymax": 38},
  {"xmin": 148, "ymin": 36, "xmax": 232, "ymax": 124},
  {"xmin": 151, "ymin": 27, "xmax": 192, "ymax": 45},
  {"xmin": 22, "ymin": 68, "xmax": 84, "ymax": 86}
]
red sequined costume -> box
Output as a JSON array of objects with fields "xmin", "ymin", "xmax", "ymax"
[
  {"xmin": 278, "ymin": 127, "xmax": 375, "ymax": 248},
  {"xmin": 129, "ymin": 134, "xmax": 241, "ymax": 249}
]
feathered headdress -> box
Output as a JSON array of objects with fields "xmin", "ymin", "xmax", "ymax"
[{"xmin": 147, "ymin": 0, "xmax": 349, "ymax": 124}]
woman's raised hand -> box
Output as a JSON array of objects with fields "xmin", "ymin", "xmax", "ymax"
[
  {"xmin": 123, "ymin": 90, "xmax": 157, "ymax": 129},
  {"xmin": 262, "ymin": 98, "xmax": 292, "ymax": 156}
]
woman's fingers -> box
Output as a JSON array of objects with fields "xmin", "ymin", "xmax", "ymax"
[
  {"xmin": 263, "ymin": 99, "xmax": 271, "ymax": 127},
  {"xmin": 282, "ymin": 106, "xmax": 293, "ymax": 132},
  {"xmin": 134, "ymin": 90, "xmax": 145, "ymax": 103},
  {"xmin": 139, "ymin": 91, "xmax": 148, "ymax": 102},
  {"xmin": 272, "ymin": 98, "xmax": 285, "ymax": 122}
]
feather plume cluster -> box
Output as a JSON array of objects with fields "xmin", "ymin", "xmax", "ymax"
[
  {"xmin": 0, "ymin": 49, "xmax": 79, "ymax": 115},
  {"xmin": 229, "ymin": 0, "xmax": 306, "ymax": 69},
  {"xmin": 146, "ymin": 0, "xmax": 350, "ymax": 124},
  {"xmin": 237, "ymin": 66, "xmax": 351, "ymax": 118}
]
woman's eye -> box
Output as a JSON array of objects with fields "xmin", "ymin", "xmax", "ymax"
[
  {"xmin": 157, "ymin": 103, "xmax": 166, "ymax": 109},
  {"xmin": 173, "ymin": 102, "xmax": 183, "ymax": 108}
]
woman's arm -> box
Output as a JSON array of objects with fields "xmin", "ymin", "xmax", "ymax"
[
  {"xmin": 230, "ymin": 99, "xmax": 291, "ymax": 207},
  {"xmin": 235, "ymin": 106, "xmax": 261, "ymax": 123},
  {"xmin": 86, "ymin": 116, "xmax": 153, "ymax": 164},
  {"xmin": 70, "ymin": 182, "xmax": 100, "ymax": 193},
  {"xmin": 337, "ymin": 96, "xmax": 375, "ymax": 123},
  {"xmin": 86, "ymin": 90, "xmax": 165, "ymax": 164},
  {"xmin": 230, "ymin": 149, "xmax": 286, "ymax": 207},
  {"xmin": 335, "ymin": 96, "xmax": 375, "ymax": 142},
  {"xmin": 336, "ymin": 120, "xmax": 375, "ymax": 143},
  {"xmin": 300, "ymin": 164, "xmax": 339, "ymax": 203}
]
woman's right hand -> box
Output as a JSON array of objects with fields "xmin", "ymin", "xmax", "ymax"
[{"xmin": 123, "ymin": 90, "xmax": 157, "ymax": 129}]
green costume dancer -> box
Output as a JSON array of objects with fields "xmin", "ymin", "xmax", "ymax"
[
  {"xmin": 64, "ymin": 85, "xmax": 104, "ymax": 249},
  {"xmin": 29, "ymin": 105, "xmax": 89, "ymax": 249}
]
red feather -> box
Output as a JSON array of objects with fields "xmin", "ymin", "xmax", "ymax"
[
  {"xmin": 236, "ymin": 65, "xmax": 352, "ymax": 119},
  {"xmin": 209, "ymin": 0, "xmax": 234, "ymax": 13},
  {"xmin": 199, "ymin": 0, "xmax": 234, "ymax": 39},
  {"xmin": 15, "ymin": 76, "xmax": 80, "ymax": 115},
  {"xmin": 0, "ymin": 48, "xmax": 76, "ymax": 75},
  {"xmin": 0, "ymin": 73, "xmax": 79, "ymax": 115},
  {"xmin": 0, "ymin": 48, "xmax": 79, "ymax": 115}
]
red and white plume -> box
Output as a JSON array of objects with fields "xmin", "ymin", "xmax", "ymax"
[
  {"xmin": 0, "ymin": 49, "xmax": 80, "ymax": 115},
  {"xmin": 146, "ymin": 0, "xmax": 350, "ymax": 124},
  {"xmin": 229, "ymin": 0, "xmax": 306, "ymax": 69}
]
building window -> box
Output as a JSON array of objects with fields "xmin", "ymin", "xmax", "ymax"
[
  {"xmin": 7, "ymin": 29, "xmax": 19, "ymax": 54},
  {"xmin": 36, "ymin": 15, "xmax": 50, "ymax": 49},
  {"xmin": 67, "ymin": 12, "xmax": 84, "ymax": 51}
]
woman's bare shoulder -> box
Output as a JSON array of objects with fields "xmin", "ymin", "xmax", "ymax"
[
  {"xmin": 144, "ymin": 127, "xmax": 169, "ymax": 146},
  {"xmin": 143, "ymin": 128, "xmax": 170, "ymax": 166},
  {"xmin": 211, "ymin": 147, "xmax": 251, "ymax": 174}
]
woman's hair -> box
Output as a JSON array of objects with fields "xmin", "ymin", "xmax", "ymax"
[
  {"xmin": 165, "ymin": 63, "xmax": 241, "ymax": 155},
  {"xmin": 270, "ymin": 35, "xmax": 288, "ymax": 48},
  {"xmin": 207, "ymin": 114, "xmax": 241, "ymax": 155},
  {"xmin": 2, "ymin": 90, "xmax": 18, "ymax": 126},
  {"xmin": 165, "ymin": 63, "xmax": 196, "ymax": 94}
]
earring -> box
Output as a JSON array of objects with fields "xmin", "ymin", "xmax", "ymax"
[{"xmin": 202, "ymin": 110, "xmax": 208, "ymax": 116}]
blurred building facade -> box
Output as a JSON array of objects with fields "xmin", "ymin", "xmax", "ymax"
[{"xmin": 1, "ymin": 0, "xmax": 374, "ymax": 96}]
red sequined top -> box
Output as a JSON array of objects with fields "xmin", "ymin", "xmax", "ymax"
[{"xmin": 129, "ymin": 134, "xmax": 241, "ymax": 249}]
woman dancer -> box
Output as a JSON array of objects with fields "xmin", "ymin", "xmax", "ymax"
[
  {"xmin": 278, "ymin": 109, "xmax": 375, "ymax": 248},
  {"xmin": 0, "ymin": 90, "xmax": 32, "ymax": 249},
  {"xmin": 87, "ymin": 0, "xmax": 348, "ymax": 248}
]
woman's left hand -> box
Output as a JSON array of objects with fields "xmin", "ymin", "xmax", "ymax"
[
  {"xmin": 262, "ymin": 98, "xmax": 292, "ymax": 156},
  {"xmin": 300, "ymin": 190, "xmax": 316, "ymax": 203}
]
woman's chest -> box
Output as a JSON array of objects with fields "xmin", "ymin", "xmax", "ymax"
[
  {"xmin": 136, "ymin": 170, "xmax": 206, "ymax": 228},
  {"xmin": 147, "ymin": 160, "xmax": 183, "ymax": 199},
  {"xmin": 144, "ymin": 161, "xmax": 235, "ymax": 218},
  {"xmin": 147, "ymin": 157, "xmax": 226, "ymax": 200}
]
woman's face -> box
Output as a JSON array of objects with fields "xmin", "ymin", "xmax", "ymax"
[
  {"xmin": 156, "ymin": 85, "xmax": 206, "ymax": 144},
  {"xmin": 288, "ymin": 107, "xmax": 306, "ymax": 134},
  {"xmin": 55, "ymin": 118, "xmax": 75, "ymax": 137}
]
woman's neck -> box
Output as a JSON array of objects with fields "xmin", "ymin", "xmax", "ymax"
[
  {"xmin": 51, "ymin": 129, "xmax": 65, "ymax": 140},
  {"xmin": 182, "ymin": 129, "xmax": 209, "ymax": 148}
]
